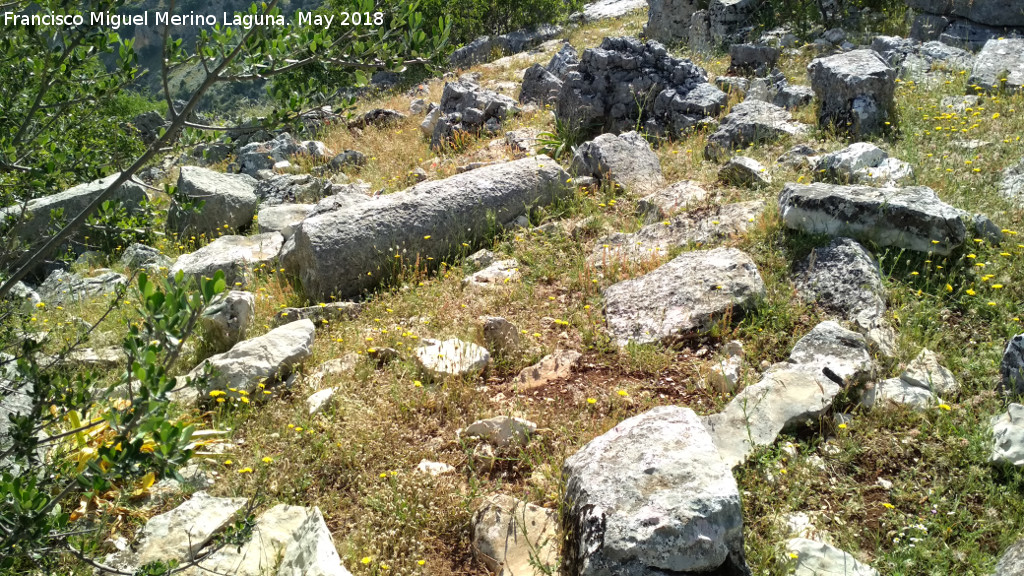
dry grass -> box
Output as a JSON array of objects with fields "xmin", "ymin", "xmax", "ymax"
[{"xmin": 30, "ymin": 7, "xmax": 1024, "ymax": 576}]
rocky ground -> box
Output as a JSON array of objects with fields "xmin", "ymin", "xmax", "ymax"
[{"xmin": 7, "ymin": 2, "xmax": 1024, "ymax": 575}]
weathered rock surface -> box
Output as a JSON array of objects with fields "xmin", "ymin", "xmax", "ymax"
[
  {"xmin": 602, "ymin": 247, "xmax": 765, "ymax": 345},
  {"xmin": 901, "ymin": 348, "xmax": 958, "ymax": 396},
  {"xmin": 450, "ymin": 25, "xmax": 562, "ymax": 68},
  {"xmin": 705, "ymin": 100, "xmax": 809, "ymax": 161},
  {"xmin": 273, "ymin": 302, "xmax": 363, "ymax": 328},
  {"xmin": 254, "ymin": 174, "xmax": 335, "ymax": 206},
  {"xmin": 463, "ymin": 416, "xmax": 536, "ymax": 448},
  {"xmin": 257, "ymin": 204, "xmax": 313, "ymax": 238},
  {"xmin": 281, "ymin": 156, "xmax": 570, "ymax": 300},
  {"xmin": 556, "ymin": 37, "xmax": 724, "ymax": 136},
  {"xmin": 179, "ymin": 319, "xmax": 315, "ymax": 399},
  {"xmin": 635, "ymin": 180, "xmax": 709, "ymax": 222},
  {"xmin": 513, "ymin": 349, "xmax": 582, "ymax": 391},
  {"xmin": 276, "ymin": 507, "xmax": 353, "ymax": 576},
  {"xmin": 808, "ymin": 49, "xmax": 896, "ymax": 137},
  {"xmin": 472, "ymin": 494, "xmax": 558, "ymax": 576},
  {"xmin": 787, "ymin": 321, "xmax": 874, "ymax": 385},
  {"xmin": 1003, "ymin": 334, "xmax": 1024, "ymax": 396},
  {"xmin": 794, "ymin": 238, "xmax": 886, "ymax": 330},
  {"xmin": 463, "ymin": 259, "xmax": 522, "ymax": 290},
  {"xmin": 1001, "ymin": 159, "xmax": 1024, "ymax": 205},
  {"xmin": 431, "ymin": 81, "xmax": 520, "ymax": 148},
  {"xmin": 120, "ymin": 243, "xmax": 172, "ymax": 271},
  {"xmin": 168, "ymin": 167, "xmax": 259, "ymax": 235},
  {"xmin": 993, "ymin": 404, "xmax": 1024, "ymax": 465},
  {"xmin": 785, "ymin": 538, "xmax": 879, "ymax": 576},
  {"xmin": 200, "ymin": 290, "xmax": 255, "ymax": 351},
  {"xmin": 814, "ymin": 143, "xmax": 913, "ymax": 186},
  {"xmin": 37, "ymin": 269, "xmax": 125, "ymax": 306},
  {"xmin": 720, "ymin": 156, "xmax": 771, "ymax": 187},
  {"xmin": 994, "ymin": 538, "xmax": 1024, "ymax": 576},
  {"xmin": 704, "ymin": 368, "xmax": 842, "ymax": 467},
  {"xmin": 570, "ymin": 131, "xmax": 665, "ymax": 194},
  {"xmin": 105, "ymin": 491, "xmax": 247, "ymax": 571},
  {"xmin": 862, "ymin": 377, "xmax": 939, "ymax": 409},
  {"xmin": 708, "ymin": 340, "xmax": 744, "ymax": 392},
  {"xmin": 480, "ymin": 316, "xmax": 521, "ymax": 356},
  {"xmin": 590, "ymin": 201, "xmax": 764, "ymax": 265},
  {"xmin": 644, "ymin": 0, "xmax": 703, "ymax": 45},
  {"xmin": 0, "ymin": 173, "xmax": 148, "ymax": 247},
  {"xmin": 307, "ymin": 387, "xmax": 337, "ymax": 415},
  {"xmin": 415, "ymin": 338, "xmax": 490, "ymax": 378},
  {"xmin": 347, "ymin": 108, "xmax": 406, "ymax": 130},
  {"xmin": 778, "ymin": 183, "xmax": 967, "ymax": 255},
  {"xmin": 966, "ymin": 38, "xmax": 1024, "ymax": 91},
  {"xmin": 171, "ymin": 232, "xmax": 284, "ymax": 287},
  {"xmin": 728, "ymin": 43, "xmax": 781, "ymax": 74},
  {"xmin": 907, "ymin": 0, "xmax": 1024, "ymax": 28},
  {"xmin": 563, "ymin": 406, "xmax": 747, "ymax": 576}
]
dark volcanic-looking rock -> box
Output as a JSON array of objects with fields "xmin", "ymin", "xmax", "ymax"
[
  {"xmin": 556, "ymin": 37, "xmax": 725, "ymax": 136},
  {"xmin": 778, "ymin": 183, "xmax": 967, "ymax": 255},
  {"xmin": 563, "ymin": 406, "xmax": 748, "ymax": 576},
  {"xmin": 808, "ymin": 49, "xmax": 896, "ymax": 137},
  {"xmin": 704, "ymin": 100, "xmax": 809, "ymax": 160},
  {"xmin": 281, "ymin": 157, "xmax": 570, "ymax": 300}
]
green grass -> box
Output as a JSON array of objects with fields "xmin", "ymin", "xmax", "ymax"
[{"xmin": 15, "ymin": 7, "xmax": 1024, "ymax": 576}]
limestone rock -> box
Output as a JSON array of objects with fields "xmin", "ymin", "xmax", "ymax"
[
  {"xmin": 901, "ymin": 348, "xmax": 958, "ymax": 396},
  {"xmin": 992, "ymin": 403, "xmax": 1024, "ymax": 466},
  {"xmin": 563, "ymin": 406, "xmax": 747, "ymax": 576},
  {"xmin": 862, "ymin": 377, "xmax": 939, "ymax": 409},
  {"xmin": 995, "ymin": 538, "xmax": 1024, "ymax": 576},
  {"xmin": 37, "ymin": 269, "xmax": 125, "ymax": 306},
  {"xmin": 794, "ymin": 238, "xmax": 886, "ymax": 330},
  {"xmin": 968, "ymin": 38, "xmax": 1024, "ymax": 93},
  {"xmin": 556, "ymin": 37, "xmax": 721, "ymax": 136},
  {"xmin": 704, "ymin": 368, "xmax": 841, "ymax": 466},
  {"xmin": 431, "ymin": 81, "xmax": 520, "ymax": 148},
  {"xmin": 107, "ymin": 491, "xmax": 247, "ymax": 570},
  {"xmin": 590, "ymin": 201, "xmax": 764, "ymax": 266},
  {"xmin": 463, "ymin": 416, "xmax": 536, "ymax": 448},
  {"xmin": 602, "ymin": 247, "xmax": 765, "ymax": 345},
  {"xmin": 0, "ymin": 173, "xmax": 148, "ymax": 248},
  {"xmin": 280, "ymin": 156, "xmax": 570, "ymax": 300},
  {"xmin": 787, "ymin": 321, "xmax": 875, "ymax": 385},
  {"xmin": 808, "ymin": 50, "xmax": 896, "ymax": 137},
  {"xmin": 463, "ymin": 259, "xmax": 522, "ymax": 290},
  {"xmin": 480, "ymin": 316, "xmax": 521, "ymax": 356},
  {"xmin": 719, "ymin": 156, "xmax": 771, "ymax": 187},
  {"xmin": 171, "ymin": 232, "xmax": 284, "ymax": 287},
  {"xmin": 1000, "ymin": 159, "xmax": 1024, "ymax": 206},
  {"xmin": 200, "ymin": 290, "xmax": 255, "ymax": 351},
  {"xmin": 306, "ymin": 387, "xmax": 337, "ymax": 415},
  {"xmin": 785, "ymin": 538, "xmax": 879, "ymax": 576},
  {"xmin": 814, "ymin": 142, "xmax": 910, "ymax": 185},
  {"xmin": 168, "ymin": 167, "xmax": 259, "ymax": 235},
  {"xmin": 513, "ymin": 349, "xmax": 582, "ymax": 391},
  {"xmin": 120, "ymin": 243, "xmax": 172, "ymax": 271},
  {"xmin": 255, "ymin": 173, "xmax": 334, "ymax": 206},
  {"xmin": 705, "ymin": 100, "xmax": 809, "ymax": 161},
  {"xmin": 273, "ymin": 302, "xmax": 363, "ymax": 328},
  {"xmin": 276, "ymin": 507, "xmax": 352, "ymax": 576},
  {"xmin": 257, "ymin": 204, "xmax": 313, "ymax": 239},
  {"xmin": 1003, "ymin": 334, "xmax": 1024, "ymax": 396},
  {"xmin": 635, "ymin": 180, "xmax": 710, "ymax": 223},
  {"xmin": 778, "ymin": 183, "xmax": 967, "ymax": 255},
  {"xmin": 180, "ymin": 319, "xmax": 315, "ymax": 399},
  {"xmin": 570, "ymin": 132, "xmax": 664, "ymax": 194},
  {"xmin": 728, "ymin": 43, "xmax": 781, "ymax": 74},
  {"xmin": 415, "ymin": 338, "xmax": 490, "ymax": 378},
  {"xmin": 472, "ymin": 494, "xmax": 558, "ymax": 576},
  {"xmin": 416, "ymin": 460, "xmax": 456, "ymax": 476},
  {"xmin": 708, "ymin": 340, "xmax": 744, "ymax": 392}
]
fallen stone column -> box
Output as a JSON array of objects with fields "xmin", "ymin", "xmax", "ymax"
[{"xmin": 281, "ymin": 156, "xmax": 570, "ymax": 300}]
